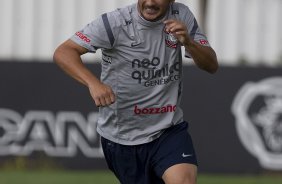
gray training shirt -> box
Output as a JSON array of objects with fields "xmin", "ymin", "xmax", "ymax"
[{"xmin": 71, "ymin": 2, "xmax": 210, "ymax": 145}]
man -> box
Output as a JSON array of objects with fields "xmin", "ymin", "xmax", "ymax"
[{"xmin": 53, "ymin": 0, "xmax": 218, "ymax": 183}]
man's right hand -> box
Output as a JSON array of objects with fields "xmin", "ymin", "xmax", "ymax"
[
  {"xmin": 88, "ymin": 82, "xmax": 115, "ymax": 107},
  {"xmin": 53, "ymin": 39, "xmax": 115, "ymax": 107}
]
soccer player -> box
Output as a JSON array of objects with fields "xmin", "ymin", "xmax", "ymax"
[{"xmin": 53, "ymin": 0, "xmax": 218, "ymax": 183}]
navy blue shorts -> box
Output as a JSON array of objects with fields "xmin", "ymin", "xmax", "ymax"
[{"xmin": 101, "ymin": 121, "xmax": 197, "ymax": 184}]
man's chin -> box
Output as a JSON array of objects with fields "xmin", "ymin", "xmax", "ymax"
[{"xmin": 142, "ymin": 14, "xmax": 160, "ymax": 22}]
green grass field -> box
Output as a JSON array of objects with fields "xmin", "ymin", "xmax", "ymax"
[{"xmin": 0, "ymin": 170, "xmax": 282, "ymax": 184}]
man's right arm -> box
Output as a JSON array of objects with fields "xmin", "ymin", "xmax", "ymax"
[{"xmin": 53, "ymin": 39, "xmax": 115, "ymax": 107}]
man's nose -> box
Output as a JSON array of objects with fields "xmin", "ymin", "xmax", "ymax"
[{"xmin": 145, "ymin": 0, "xmax": 155, "ymax": 6}]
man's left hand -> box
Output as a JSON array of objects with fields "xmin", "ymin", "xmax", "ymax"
[{"xmin": 164, "ymin": 19, "xmax": 191, "ymax": 46}]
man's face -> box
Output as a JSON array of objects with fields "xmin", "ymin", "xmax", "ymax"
[{"xmin": 138, "ymin": 0, "xmax": 173, "ymax": 21}]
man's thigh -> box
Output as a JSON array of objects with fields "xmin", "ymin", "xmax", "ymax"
[
  {"xmin": 152, "ymin": 122, "xmax": 198, "ymax": 180},
  {"xmin": 162, "ymin": 163, "xmax": 197, "ymax": 184},
  {"xmin": 101, "ymin": 137, "xmax": 162, "ymax": 184}
]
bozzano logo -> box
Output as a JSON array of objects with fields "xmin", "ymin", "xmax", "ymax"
[
  {"xmin": 134, "ymin": 104, "xmax": 176, "ymax": 115},
  {"xmin": 131, "ymin": 57, "xmax": 181, "ymax": 87}
]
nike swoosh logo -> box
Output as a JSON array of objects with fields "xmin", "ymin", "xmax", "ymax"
[
  {"xmin": 131, "ymin": 42, "xmax": 141, "ymax": 47},
  {"xmin": 182, "ymin": 153, "xmax": 193, "ymax": 158}
]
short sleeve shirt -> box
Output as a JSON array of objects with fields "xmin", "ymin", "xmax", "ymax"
[{"xmin": 71, "ymin": 2, "xmax": 210, "ymax": 145}]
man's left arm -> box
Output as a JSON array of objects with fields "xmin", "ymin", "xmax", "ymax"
[{"xmin": 164, "ymin": 19, "xmax": 218, "ymax": 73}]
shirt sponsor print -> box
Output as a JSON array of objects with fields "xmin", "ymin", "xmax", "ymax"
[
  {"xmin": 131, "ymin": 57, "xmax": 181, "ymax": 87},
  {"xmin": 199, "ymin": 39, "xmax": 209, "ymax": 45},
  {"xmin": 134, "ymin": 104, "xmax": 176, "ymax": 115},
  {"xmin": 102, "ymin": 53, "xmax": 112, "ymax": 64},
  {"xmin": 75, "ymin": 31, "xmax": 91, "ymax": 43}
]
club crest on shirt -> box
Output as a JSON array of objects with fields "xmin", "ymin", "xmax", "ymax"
[{"xmin": 164, "ymin": 28, "xmax": 178, "ymax": 48}]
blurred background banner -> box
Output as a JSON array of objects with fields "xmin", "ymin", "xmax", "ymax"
[
  {"xmin": 0, "ymin": 0, "xmax": 281, "ymax": 175},
  {"xmin": 0, "ymin": 62, "xmax": 282, "ymax": 173}
]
